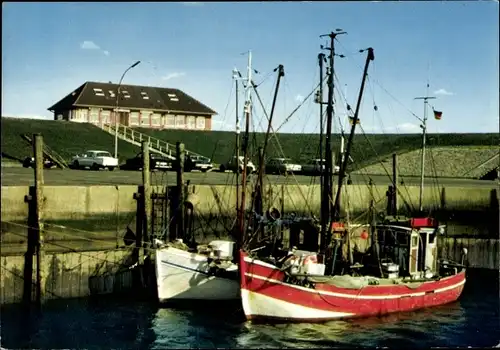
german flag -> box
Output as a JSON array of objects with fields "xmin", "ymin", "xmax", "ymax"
[
  {"xmin": 434, "ymin": 110, "xmax": 442, "ymax": 120},
  {"xmin": 348, "ymin": 117, "xmax": 360, "ymax": 125}
]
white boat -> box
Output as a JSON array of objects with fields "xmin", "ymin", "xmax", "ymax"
[
  {"xmin": 155, "ymin": 239, "xmax": 240, "ymax": 302},
  {"xmin": 154, "ymin": 52, "xmax": 259, "ymax": 304}
]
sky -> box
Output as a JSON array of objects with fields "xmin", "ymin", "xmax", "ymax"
[{"xmin": 2, "ymin": 1, "xmax": 499, "ymax": 134}]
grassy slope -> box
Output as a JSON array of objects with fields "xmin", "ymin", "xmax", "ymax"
[
  {"xmin": 1, "ymin": 118, "xmax": 498, "ymax": 173},
  {"xmin": 1, "ymin": 118, "xmax": 140, "ymax": 163},
  {"xmin": 133, "ymin": 127, "xmax": 499, "ymax": 170},
  {"xmin": 355, "ymin": 146, "xmax": 499, "ymax": 178}
]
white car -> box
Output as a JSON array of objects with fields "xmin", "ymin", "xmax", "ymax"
[{"xmin": 71, "ymin": 150, "xmax": 119, "ymax": 171}]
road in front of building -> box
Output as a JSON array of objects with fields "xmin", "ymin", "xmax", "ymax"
[{"xmin": 1, "ymin": 167, "xmax": 497, "ymax": 188}]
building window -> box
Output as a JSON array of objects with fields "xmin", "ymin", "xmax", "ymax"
[
  {"xmin": 74, "ymin": 109, "xmax": 85, "ymax": 121},
  {"xmin": 166, "ymin": 114, "xmax": 175, "ymax": 128},
  {"xmin": 151, "ymin": 113, "xmax": 161, "ymax": 126},
  {"xmin": 129, "ymin": 112, "xmax": 139, "ymax": 126},
  {"xmin": 89, "ymin": 108, "xmax": 99, "ymax": 123},
  {"xmin": 175, "ymin": 115, "xmax": 185, "ymax": 128},
  {"xmin": 140, "ymin": 110, "xmax": 151, "ymax": 126},
  {"xmin": 100, "ymin": 110, "xmax": 111, "ymax": 124},
  {"xmin": 196, "ymin": 116, "xmax": 206, "ymax": 129},
  {"xmin": 186, "ymin": 116, "xmax": 195, "ymax": 129}
]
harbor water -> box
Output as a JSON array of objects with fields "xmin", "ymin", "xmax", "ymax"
[{"xmin": 1, "ymin": 269, "xmax": 498, "ymax": 349}]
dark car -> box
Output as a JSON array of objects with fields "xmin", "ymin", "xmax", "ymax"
[
  {"xmin": 185, "ymin": 155, "xmax": 214, "ymax": 172},
  {"xmin": 122, "ymin": 152, "xmax": 173, "ymax": 171},
  {"xmin": 265, "ymin": 158, "xmax": 302, "ymax": 175},
  {"xmin": 22, "ymin": 157, "xmax": 57, "ymax": 169}
]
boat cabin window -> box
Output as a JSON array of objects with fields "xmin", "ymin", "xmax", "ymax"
[
  {"xmin": 377, "ymin": 229, "xmax": 408, "ymax": 246},
  {"xmin": 428, "ymin": 231, "xmax": 436, "ymax": 244}
]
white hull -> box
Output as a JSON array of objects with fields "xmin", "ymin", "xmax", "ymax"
[
  {"xmin": 241, "ymin": 289, "xmax": 355, "ymax": 320},
  {"xmin": 155, "ymin": 246, "xmax": 240, "ymax": 302}
]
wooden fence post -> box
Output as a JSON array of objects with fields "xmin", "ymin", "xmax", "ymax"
[
  {"xmin": 176, "ymin": 142, "xmax": 185, "ymax": 240},
  {"xmin": 142, "ymin": 141, "xmax": 151, "ymax": 255},
  {"xmin": 34, "ymin": 134, "xmax": 45, "ymax": 308}
]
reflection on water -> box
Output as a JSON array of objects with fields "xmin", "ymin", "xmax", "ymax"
[{"xmin": 1, "ymin": 269, "xmax": 498, "ymax": 349}]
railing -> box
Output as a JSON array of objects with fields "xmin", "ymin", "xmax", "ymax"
[
  {"xmin": 100, "ymin": 123, "xmax": 207, "ymax": 159},
  {"xmin": 462, "ymin": 152, "xmax": 499, "ymax": 178},
  {"xmin": 20, "ymin": 134, "xmax": 68, "ymax": 169}
]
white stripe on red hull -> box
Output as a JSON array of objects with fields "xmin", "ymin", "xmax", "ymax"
[
  {"xmin": 240, "ymin": 251, "xmax": 466, "ymax": 322},
  {"xmin": 155, "ymin": 247, "xmax": 240, "ymax": 302}
]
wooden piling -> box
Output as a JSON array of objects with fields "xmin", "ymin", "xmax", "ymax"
[
  {"xmin": 142, "ymin": 141, "xmax": 151, "ymax": 254},
  {"xmin": 133, "ymin": 186, "xmax": 144, "ymax": 263},
  {"xmin": 22, "ymin": 187, "xmax": 36, "ymax": 307},
  {"xmin": 34, "ymin": 134, "xmax": 45, "ymax": 307},
  {"xmin": 176, "ymin": 142, "xmax": 185, "ymax": 240}
]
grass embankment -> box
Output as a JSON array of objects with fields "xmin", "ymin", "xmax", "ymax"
[
  {"xmin": 1, "ymin": 117, "xmax": 498, "ymax": 174},
  {"xmin": 355, "ymin": 146, "xmax": 499, "ymax": 178},
  {"xmin": 1, "ymin": 118, "xmax": 139, "ymax": 163},
  {"xmin": 134, "ymin": 127, "xmax": 499, "ymax": 171}
]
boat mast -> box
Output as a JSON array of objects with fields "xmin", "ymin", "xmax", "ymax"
[
  {"xmin": 238, "ymin": 50, "xmax": 253, "ymax": 237},
  {"xmin": 233, "ymin": 69, "xmax": 240, "ymax": 221},
  {"xmin": 340, "ymin": 84, "xmax": 347, "ymax": 168},
  {"xmin": 332, "ymin": 47, "xmax": 375, "ymax": 221},
  {"xmin": 414, "ymin": 84, "xmax": 436, "ymax": 213},
  {"xmin": 255, "ymin": 65, "xmax": 285, "ymax": 215},
  {"xmin": 319, "ymin": 30, "xmax": 346, "ymax": 249},
  {"xmin": 316, "ymin": 53, "xmax": 326, "ymax": 249}
]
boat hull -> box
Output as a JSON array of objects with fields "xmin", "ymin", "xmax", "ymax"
[
  {"xmin": 239, "ymin": 250, "xmax": 466, "ymax": 322},
  {"xmin": 155, "ymin": 247, "xmax": 240, "ymax": 302}
]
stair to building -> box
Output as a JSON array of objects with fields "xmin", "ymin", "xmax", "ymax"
[
  {"xmin": 20, "ymin": 133, "xmax": 69, "ymax": 169},
  {"xmin": 98, "ymin": 123, "xmax": 207, "ymax": 160}
]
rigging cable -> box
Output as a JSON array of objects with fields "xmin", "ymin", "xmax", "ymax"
[{"xmin": 333, "ymin": 74, "xmax": 416, "ymax": 212}]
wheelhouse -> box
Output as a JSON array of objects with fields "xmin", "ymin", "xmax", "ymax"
[{"xmin": 375, "ymin": 217, "xmax": 444, "ymax": 279}]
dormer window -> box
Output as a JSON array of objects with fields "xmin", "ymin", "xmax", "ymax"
[{"xmin": 93, "ymin": 87, "xmax": 105, "ymax": 97}]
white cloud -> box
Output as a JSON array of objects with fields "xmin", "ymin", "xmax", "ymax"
[
  {"xmin": 162, "ymin": 72, "xmax": 186, "ymax": 81},
  {"xmin": 80, "ymin": 40, "xmax": 101, "ymax": 50},
  {"xmin": 434, "ymin": 88, "xmax": 454, "ymax": 96},
  {"xmin": 295, "ymin": 94, "xmax": 305, "ymax": 103},
  {"xmin": 362, "ymin": 122, "xmax": 419, "ymax": 133},
  {"xmin": 396, "ymin": 122, "xmax": 420, "ymax": 132},
  {"xmin": 182, "ymin": 2, "xmax": 203, "ymax": 6},
  {"xmin": 80, "ymin": 41, "xmax": 110, "ymax": 56}
]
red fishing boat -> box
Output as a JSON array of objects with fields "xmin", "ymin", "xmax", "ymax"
[
  {"xmin": 238, "ymin": 30, "xmax": 467, "ymax": 322},
  {"xmin": 239, "ymin": 218, "xmax": 467, "ymax": 322}
]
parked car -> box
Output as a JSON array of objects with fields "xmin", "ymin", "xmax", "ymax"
[
  {"xmin": 265, "ymin": 158, "xmax": 302, "ymax": 175},
  {"xmin": 219, "ymin": 156, "xmax": 256, "ymax": 174},
  {"xmin": 301, "ymin": 158, "xmax": 325, "ymax": 176},
  {"xmin": 71, "ymin": 150, "xmax": 119, "ymax": 171},
  {"xmin": 301, "ymin": 158, "xmax": 340, "ymax": 176},
  {"xmin": 122, "ymin": 152, "xmax": 173, "ymax": 171},
  {"xmin": 185, "ymin": 155, "xmax": 214, "ymax": 172},
  {"xmin": 22, "ymin": 156, "xmax": 57, "ymax": 169}
]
